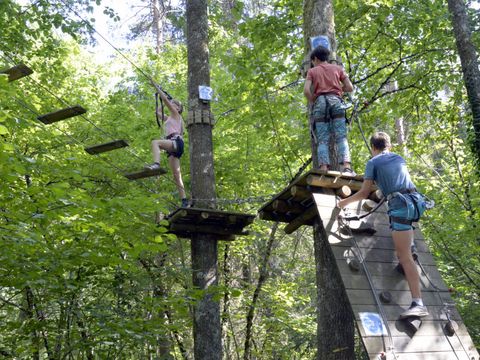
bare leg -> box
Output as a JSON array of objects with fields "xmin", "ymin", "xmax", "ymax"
[
  {"xmin": 393, "ymin": 230, "xmax": 421, "ymax": 299},
  {"xmin": 168, "ymin": 156, "xmax": 186, "ymax": 199},
  {"xmin": 151, "ymin": 139, "xmax": 175, "ymax": 163}
]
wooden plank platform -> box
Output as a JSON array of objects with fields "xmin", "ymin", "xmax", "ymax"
[
  {"xmin": 167, "ymin": 207, "xmax": 256, "ymax": 241},
  {"xmin": 85, "ymin": 139, "xmax": 129, "ymax": 155},
  {"xmin": 311, "ymin": 192, "xmax": 479, "ymax": 360},
  {"xmin": 1, "ymin": 63, "xmax": 33, "ymax": 82},
  {"xmin": 257, "ymin": 169, "xmax": 376, "ymax": 233},
  {"xmin": 37, "ymin": 105, "xmax": 87, "ymax": 124},
  {"xmin": 124, "ymin": 166, "xmax": 167, "ymax": 180}
]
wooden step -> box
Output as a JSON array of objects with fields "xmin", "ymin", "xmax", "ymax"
[
  {"xmin": 124, "ymin": 166, "xmax": 167, "ymax": 180},
  {"xmin": 85, "ymin": 139, "xmax": 129, "ymax": 155},
  {"xmin": 37, "ymin": 105, "xmax": 87, "ymax": 124},
  {"xmin": 1, "ymin": 63, "xmax": 33, "ymax": 82}
]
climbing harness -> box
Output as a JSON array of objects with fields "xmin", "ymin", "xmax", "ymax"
[{"xmin": 309, "ymin": 94, "xmax": 349, "ymax": 144}]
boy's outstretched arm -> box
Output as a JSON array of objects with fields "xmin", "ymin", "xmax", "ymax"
[{"xmin": 338, "ymin": 179, "xmax": 373, "ymax": 208}]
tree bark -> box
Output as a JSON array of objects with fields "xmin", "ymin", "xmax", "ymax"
[
  {"xmin": 303, "ymin": 1, "xmax": 356, "ymax": 358},
  {"xmin": 447, "ymin": 0, "xmax": 480, "ymax": 165},
  {"xmin": 186, "ymin": 0, "xmax": 221, "ymax": 359}
]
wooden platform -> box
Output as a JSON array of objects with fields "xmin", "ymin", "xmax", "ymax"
[
  {"xmin": 37, "ymin": 105, "xmax": 87, "ymax": 124},
  {"xmin": 258, "ymin": 170, "xmax": 372, "ymax": 234},
  {"xmin": 124, "ymin": 166, "xmax": 167, "ymax": 180},
  {"xmin": 167, "ymin": 207, "xmax": 256, "ymax": 241},
  {"xmin": 1, "ymin": 63, "xmax": 33, "ymax": 82},
  {"xmin": 85, "ymin": 139, "xmax": 129, "ymax": 155},
  {"xmin": 312, "ymin": 192, "xmax": 479, "ymax": 360}
]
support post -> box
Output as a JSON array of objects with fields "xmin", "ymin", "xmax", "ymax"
[
  {"xmin": 303, "ymin": 0, "xmax": 356, "ymax": 358},
  {"xmin": 186, "ymin": 0, "xmax": 221, "ymax": 358}
]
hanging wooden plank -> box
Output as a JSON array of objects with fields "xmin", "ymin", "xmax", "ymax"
[
  {"xmin": 84, "ymin": 139, "xmax": 129, "ymax": 155},
  {"xmin": 37, "ymin": 105, "xmax": 87, "ymax": 124},
  {"xmin": 124, "ymin": 166, "xmax": 167, "ymax": 180},
  {"xmin": 1, "ymin": 63, "xmax": 33, "ymax": 82}
]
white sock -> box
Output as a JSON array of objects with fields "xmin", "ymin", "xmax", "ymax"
[{"xmin": 412, "ymin": 298, "xmax": 423, "ymax": 306}]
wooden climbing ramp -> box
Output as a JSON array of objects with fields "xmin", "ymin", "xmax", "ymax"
[
  {"xmin": 258, "ymin": 170, "xmax": 479, "ymax": 360},
  {"xmin": 167, "ymin": 207, "xmax": 255, "ymax": 241}
]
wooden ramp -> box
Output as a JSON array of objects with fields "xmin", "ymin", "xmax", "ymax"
[
  {"xmin": 258, "ymin": 170, "xmax": 479, "ymax": 359},
  {"xmin": 167, "ymin": 207, "xmax": 255, "ymax": 241},
  {"xmin": 37, "ymin": 105, "xmax": 87, "ymax": 124},
  {"xmin": 1, "ymin": 63, "xmax": 33, "ymax": 82},
  {"xmin": 313, "ymin": 193, "xmax": 479, "ymax": 360}
]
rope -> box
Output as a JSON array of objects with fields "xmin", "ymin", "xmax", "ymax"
[
  {"xmin": 341, "ymin": 198, "xmax": 386, "ymax": 221},
  {"xmin": 12, "ymin": 96, "xmax": 179, "ymax": 209}
]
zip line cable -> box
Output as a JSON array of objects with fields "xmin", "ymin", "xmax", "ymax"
[{"xmin": 7, "ymin": 2, "xmax": 309, "ymax": 209}]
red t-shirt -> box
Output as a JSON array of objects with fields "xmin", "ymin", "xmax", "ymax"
[{"xmin": 306, "ymin": 63, "xmax": 347, "ymax": 98}]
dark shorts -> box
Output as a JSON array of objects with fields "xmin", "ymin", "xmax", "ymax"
[{"xmin": 166, "ymin": 136, "xmax": 184, "ymax": 158}]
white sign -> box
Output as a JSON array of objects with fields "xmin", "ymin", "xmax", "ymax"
[{"xmin": 199, "ymin": 85, "xmax": 213, "ymax": 101}]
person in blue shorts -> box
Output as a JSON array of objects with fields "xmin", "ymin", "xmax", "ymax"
[{"xmin": 338, "ymin": 132, "xmax": 428, "ymax": 319}]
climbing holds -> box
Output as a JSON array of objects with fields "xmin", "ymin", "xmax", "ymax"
[{"xmin": 379, "ymin": 291, "xmax": 392, "ymax": 304}]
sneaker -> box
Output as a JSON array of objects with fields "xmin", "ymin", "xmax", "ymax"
[
  {"xmin": 181, "ymin": 198, "xmax": 190, "ymax": 208},
  {"xmin": 399, "ymin": 302, "xmax": 429, "ymax": 319},
  {"xmin": 145, "ymin": 162, "xmax": 161, "ymax": 170},
  {"xmin": 342, "ymin": 168, "xmax": 357, "ymax": 177}
]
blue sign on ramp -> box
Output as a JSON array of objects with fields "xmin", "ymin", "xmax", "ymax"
[{"xmin": 359, "ymin": 312, "xmax": 387, "ymax": 336}]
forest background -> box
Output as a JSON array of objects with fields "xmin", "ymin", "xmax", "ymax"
[{"xmin": 0, "ymin": 0, "xmax": 479, "ymax": 358}]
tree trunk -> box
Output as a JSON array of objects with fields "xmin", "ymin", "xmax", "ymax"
[
  {"xmin": 303, "ymin": 1, "xmax": 356, "ymax": 358},
  {"xmin": 186, "ymin": 0, "xmax": 221, "ymax": 359},
  {"xmin": 151, "ymin": 0, "xmax": 164, "ymax": 54},
  {"xmin": 447, "ymin": 0, "xmax": 480, "ymax": 165}
]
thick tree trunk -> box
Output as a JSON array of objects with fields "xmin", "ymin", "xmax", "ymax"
[
  {"xmin": 186, "ymin": 0, "xmax": 221, "ymax": 359},
  {"xmin": 447, "ymin": 0, "xmax": 480, "ymax": 165},
  {"xmin": 303, "ymin": 1, "xmax": 356, "ymax": 359},
  {"xmin": 151, "ymin": 0, "xmax": 164, "ymax": 54}
]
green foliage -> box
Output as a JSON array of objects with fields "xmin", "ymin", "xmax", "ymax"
[{"xmin": 0, "ymin": 0, "xmax": 479, "ymax": 358}]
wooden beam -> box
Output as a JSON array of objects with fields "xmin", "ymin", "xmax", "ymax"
[
  {"xmin": 290, "ymin": 185, "xmax": 311, "ymax": 200},
  {"xmin": 84, "ymin": 139, "xmax": 129, "ymax": 155},
  {"xmin": 1, "ymin": 63, "xmax": 33, "ymax": 82},
  {"xmin": 124, "ymin": 167, "xmax": 167, "ymax": 180},
  {"xmin": 306, "ymin": 174, "xmax": 364, "ymax": 191},
  {"xmin": 168, "ymin": 209, "xmax": 188, "ymax": 223},
  {"xmin": 284, "ymin": 205, "xmax": 318, "ymax": 234},
  {"xmin": 169, "ymin": 223, "xmax": 248, "ymax": 236},
  {"xmin": 335, "ymin": 185, "xmax": 352, "ymax": 198},
  {"xmin": 37, "ymin": 105, "xmax": 87, "ymax": 124},
  {"xmin": 369, "ymin": 189, "xmax": 383, "ymax": 202},
  {"xmin": 272, "ymin": 199, "xmax": 304, "ymax": 214}
]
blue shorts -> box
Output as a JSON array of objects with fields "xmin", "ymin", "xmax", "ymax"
[
  {"xmin": 387, "ymin": 192, "xmax": 426, "ymax": 231},
  {"xmin": 166, "ymin": 136, "xmax": 184, "ymax": 158}
]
